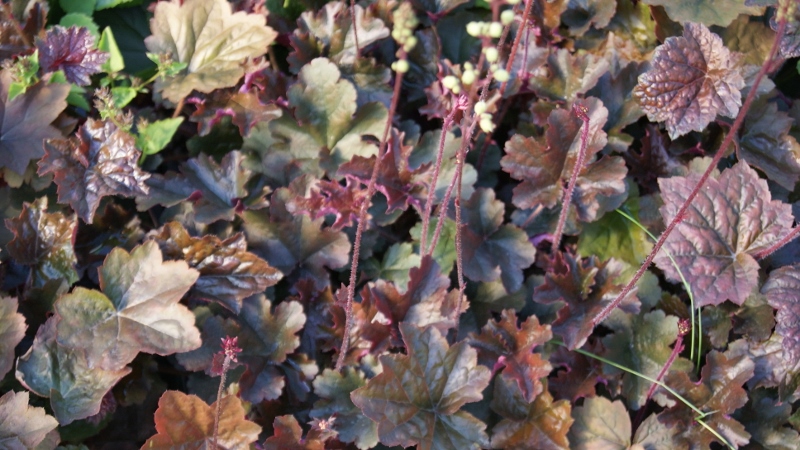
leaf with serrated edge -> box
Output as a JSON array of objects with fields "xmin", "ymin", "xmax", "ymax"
[
  {"xmin": 39, "ymin": 118, "xmax": 150, "ymax": 223},
  {"xmin": 37, "ymin": 25, "xmax": 108, "ymax": 85},
  {"xmin": 311, "ymin": 368, "xmax": 378, "ymax": 449},
  {"xmin": 351, "ymin": 323, "xmax": 491, "ymax": 449},
  {"xmin": 55, "ymin": 241, "xmax": 200, "ymax": 371},
  {"xmin": 144, "ymin": 0, "xmax": 277, "ymax": 102},
  {"xmin": 149, "ymin": 221, "xmax": 282, "ymax": 313},
  {"xmin": 641, "ymin": 0, "xmax": 763, "ymax": 27},
  {"xmin": 655, "ymin": 161, "xmax": 793, "ymax": 307},
  {"xmin": 634, "ymin": 22, "xmax": 745, "ymax": 139},
  {"xmin": 0, "ymin": 72, "xmax": 69, "ymax": 176},
  {"xmin": 568, "ymin": 396, "xmax": 630, "ymax": 450},
  {"xmin": 763, "ymin": 264, "xmax": 800, "ymax": 365},
  {"xmin": 15, "ymin": 317, "xmax": 131, "ymax": 425},
  {"xmin": 0, "ymin": 295, "xmax": 25, "ymax": 381},
  {"xmin": 0, "ymin": 390, "xmax": 58, "ymax": 448},
  {"xmin": 141, "ymin": 390, "xmax": 261, "ymax": 450}
]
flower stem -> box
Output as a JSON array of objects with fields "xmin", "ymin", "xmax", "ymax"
[{"xmin": 552, "ymin": 104, "xmax": 589, "ymax": 251}]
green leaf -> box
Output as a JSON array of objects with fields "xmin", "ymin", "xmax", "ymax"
[
  {"xmin": 136, "ymin": 117, "xmax": 183, "ymax": 157},
  {"xmin": 93, "ymin": 4, "xmax": 154, "ymax": 74},
  {"xmin": 4, "ymin": 197, "xmax": 79, "ymax": 288},
  {"xmin": 527, "ymin": 49, "xmax": 609, "ymax": 102},
  {"xmin": 362, "ymin": 242, "xmax": 421, "ymax": 290},
  {"xmin": 601, "ymin": 310, "xmax": 685, "ymax": 410},
  {"xmin": 311, "ymin": 368, "xmax": 379, "ymax": 449},
  {"xmin": 110, "ymin": 86, "xmax": 137, "ymax": 107},
  {"xmin": 144, "ymin": 0, "xmax": 277, "ymax": 102},
  {"xmin": 0, "ymin": 295, "xmax": 25, "ymax": 380},
  {"xmin": 95, "ymin": 0, "xmax": 139, "ymax": 9},
  {"xmin": 55, "ymin": 241, "xmax": 201, "ymax": 371},
  {"xmin": 98, "ymin": 26, "xmax": 124, "ymax": 73},
  {"xmin": 641, "ymin": 0, "xmax": 763, "ymax": 27},
  {"xmin": 0, "ymin": 390, "xmax": 59, "ymax": 448},
  {"xmin": 351, "ymin": 324, "xmax": 491, "ymax": 449},
  {"xmin": 59, "ymin": 13, "xmax": 100, "ymax": 41},
  {"xmin": 410, "ymin": 216, "xmax": 458, "ymax": 274},
  {"xmin": 15, "ymin": 317, "xmax": 132, "ymax": 425},
  {"xmin": 60, "ymin": 0, "xmax": 96, "ymax": 15},
  {"xmin": 568, "ymin": 397, "xmax": 631, "ymax": 450}
]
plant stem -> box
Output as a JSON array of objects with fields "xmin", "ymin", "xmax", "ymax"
[
  {"xmin": 421, "ymin": 107, "xmax": 459, "ymax": 255},
  {"xmin": 336, "ymin": 66, "xmax": 404, "ymax": 371},
  {"xmin": 592, "ymin": 16, "xmax": 789, "ymax": 327},
  {"xmin": 552, "ymin": 104, "xmax": 589, "ymax": 251},
  {"xmin": 349, "ymin": 0, "xmax": 360, "ymax": 59},
  {"xmin": 213, "ymin": 356, "xmax": 231, "ymax": 450},
  {"xmin": 452, "ymin": 147, "xmax": 467, "ymax": 333},
  {"xmin": 2, "ymin": 3, "xmax": 31, "ymax": 49},
  {"xmin": 753, "ymin": 225, "xmax": 800, "ymax": 260},
  {"xmin": 499, "ymin": 0, "xmax": 534, "ymax": 95},
  {"xmin": 172, "ymin": 98, "xmax": 185, "ymax": 118}
]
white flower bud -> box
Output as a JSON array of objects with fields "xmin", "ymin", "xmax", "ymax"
[
  {"xmin": 493, "ymin": 69, "xmax": 510, "ymax": 82},
  {"xmin": 474, "ymin": 100, "xmax": 487, "ymax": 115},
  {"xmin": 466, "ymin": 21, "xmax": 483, "ymax": 37},
  {"xmin": 501, "ymin": 10, "xmax": 515, "ymax": 25},
  {"xmin": 484, "ymin": 47, "xmax": 499, "ymax": 63},
  {"xmin": 488, "ymin": 22, "xmax": 503, "ymax": 38},
  {"xmin": 461, "ymin": 69, "xmax": 476, "ymax": 85}
]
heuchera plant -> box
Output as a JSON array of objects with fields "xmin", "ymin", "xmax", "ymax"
[{"xmin": 3, "ymin": 0, "xmax": 800, "ymax": 449}]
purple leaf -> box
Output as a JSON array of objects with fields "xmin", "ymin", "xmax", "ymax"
[{"xmin": 37, "ymin": 26, "xmax": 108, "ymax": 86}]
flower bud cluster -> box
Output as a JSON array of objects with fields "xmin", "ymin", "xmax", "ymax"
[{"xmin": 390, "ymin": 2, "xmax": 418, "ymax": 74}]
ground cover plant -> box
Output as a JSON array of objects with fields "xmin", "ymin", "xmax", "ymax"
[{"xmin": 2, "ymin": 0, "xmax": 800, "ymax": 448}]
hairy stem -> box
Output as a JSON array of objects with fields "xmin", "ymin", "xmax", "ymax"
[
  {"xmin": 753, "ymin": 225, "xmax": 800, "ymax": 260},
  {"xmin": 499, "ymin": 0, "xmax": 534, "ymax": 95},
  {"xmin": 552, "ymin": 104, "xmax": 589, "ymax": 251},
  {"xmin": 453, "ymin": 147, "xmax": 467, "ymax": 334},
  {"xmin": 421, "ymin": 106, "xmax": 459, "ymax": 255},
  {"xmin": 336, "ymin": 66, "xmax": 404, "ymax": 371},
  {"xmin": 592, "ymin": 16, "xmax": 789, "ymax": 327},
  {"xmin": 213, "ymin": 356, "xmax": 231, "ymax": 450}
]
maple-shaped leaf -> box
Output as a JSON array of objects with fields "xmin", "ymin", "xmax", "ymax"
[
  {"xmin": 144, "ymin": 0, "xmax": 277, "ymax": 102},
  {"xmin": 362, "ymin": 242, "xmax": 422, "ymax": 290},
  {"xmin": 527, "ymin": 48, "xmax": 609, "ymax": 102},
  {"xmin": 339, "ymin": 127, "xmax": 430, "ymax": 213},
  {"xmin": 55, "ymin": 241, "xmax": 201, "ymax": 370},
  {"xmin": 762, "ymin": 264, "xmax": 800, "ymax": 365},
  {"xmin": 355, "ymin": 256, "xmax": 463, "ymax": 351},
  {"xmin": 501, "ymin": 98, "xmax": 627, "ymax": 227},
  {"xmin": 189, "ymin": 90, "xmax": 281, "ymax": 137},
  {"xmin": 727, "ymin": 334, "xmax": 798, "ymax": 394},
  {"xmin": 634, "ymin": 22, "xmax": 745, "ymax": 139},
  {"xmin": 568, "ymin": 396, "xmax": 631, "ymax": 450},
  {"xmin": 285, "ymin": 176, "xmax": 369, "ymax": 231},
  {"xmin": 310, "ymin": 368, "xmax": 378, "ymax": 449},
  {"xmin": 0, "ymin": 71, "xmax": 69, "ymax": 176},
  {"xmin": 654, "ymin": 161, "xmax": 793, "ymax": 307},
  {"xmin": 410, "ymin": 129, "xmax": 477, "ymax": 204},
  {"xmin": 38, "ymin": 118, "xmax": 150, "ymax": 224},
  {"xmin": 264, "ymin": 415, "xmax": 337, "ymax": 450},
  {"xmin": 469, "ymin": 309, "xmax": 552, "ymax": 403},
  {"xmin": 244, "ymin": 187, "xmax": 350, "ymax": 290},
  {"xmin": 601, "ymin": 310, "xmax": 686, "ymax": 410},
  {"xmin": 149, "ymin": 221, "xmax": 282, "ymax": 313},
  {"xmin": 0, "ymin": 295, "xmax": 25, "ymax": 380},
  {"xmin": 490, "ymin": 378, "xmax": 574, "ymax": 450},
  {"xmin": 458, "ymin": 189, "xmax": 537, "ymax": 293},
  {"xmin": 325, "ymin": 286, "xmax": 386, "ymax": 362},
  {"xmin": 5, "ymin": 197, "xmax": 79, "ymax": 288},
  {"xmin": 137, "ymin": 151, "xmax": 251, "ymax": 224},
  {"xmin": 272, "ymin": 59, "xmax": 387, "ymax": 178},
  {"xmin": 738, "ymin": 96, "xmax": 800, "ymax": 190},
  {"xmin": 641, "ymin": 0, "xmax": 763, "ymax": 27},
  {"xmin": 36, "ymin": 26, "xmax": 108, "ymax": 86},
  {"xmin": 141, "ymin": 390, "xmax": 261, "ymax": 450},
  {"xmin": 631, "ymin": 413, "xmax": 682, "ymax": 449},
  {"xmin": 534, "ymin": 252, "xmax": 640, "ymax": 350},
  {"xmin": 236, "ymin": 295, "xmax": 308, "ymax": 403},
  {"xmin": 657, "ymin": 350, "xmax": 754, "ymax": 449},
  {"xmin": 15, "ymin": 317, "xmax": 132, "ymax": 425},
  {"xmin": 561, "ymin": 0, "xmax": 617, "ymax": 35},
  {"xmin": 351, "ymin": 324, "xmax": 490, "ymax": 449},
  {"xmin": 0, "ymin": 390, "xmax": 58, "ymax": 449},
  {"xmin": 288, "ymin": 2, "xmax": 389, "ymax": 70}
]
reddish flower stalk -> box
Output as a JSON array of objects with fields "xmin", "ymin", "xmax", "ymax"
[
  {"xmin": 336, "ymin": 60, "xmax": 405, "ymax": 371},
  {"xmin": 552, "ymin": 103, "xmax": 589, "ymax": 251},
  {"xmin": 214, "ymin": 336, "xmax": 242, "ymax": 450},
  {"xmin": 350, "ymin": 0, "xmax": 360, "ymax": 59},
  {"xmin": 593, "ymin": 15, "xmax": 789, "ymax": 327},
  {"xmin": 753, "ymin": 224, "xmax": 800, "ymax": 260}
]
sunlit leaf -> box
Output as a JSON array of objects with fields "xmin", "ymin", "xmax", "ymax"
[
  {"xmin": 36, "ymin": 25, "xmax": 107, "ymax": 85},
  {"xmin": 144, "ymin": 0, "xmax": 277, "ymax": 102},
  {"xmin": 0, "ymin": 390, "xmax": 58, "ymax": 449},
  {"xmin": 55, "ymin": 241, "xmax": 201, "ymax": 370},
  {"xmin": 491, "ymin": 380, "xmax": 573, "ymax": 450},
  {"xmin": 142, "ymin": 390, "xmax": 261, "ymax": 450},
  {"xmin": 263, "ymin": 414, "xmax": 337, "ymax": 450},
  {"xmin": 39, "ymin": 118, "xmax": 150, "ymax": 223},
  {"xmin": 655, "ymin": 161, "xmax": 793, "ymax": 307},
  {"xmin": 634, "ymin": 22, "xmax": 745, "ymax": 139},
  {"xmin": 568, "ymin": 396, "xmax": 630, "ymax": 450},
  {"xmin": 641, "ymin": 0, "xmax": 763, "ymax": 27},
  {"xmin": 0, "ymin": 295, "xmax": 25, "ymax": 380},
  {"xmin": 149, "ymin": 221, "xmax": 282, "ymax": 313}
]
